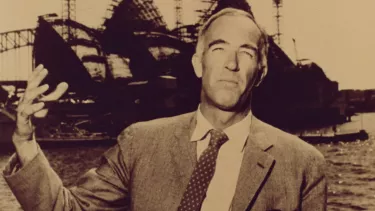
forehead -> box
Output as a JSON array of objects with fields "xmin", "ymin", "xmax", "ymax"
[{"xmin": 203, "ymin": 15, "xmax": 261, "ymax": 47}]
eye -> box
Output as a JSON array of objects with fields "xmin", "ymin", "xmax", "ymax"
[
  {"xmin": 212, "ymin": 47, "xmax": 224, "ymax": 52},
  {"xmin": 239, "ymin": 49, "xmax": 255, "ymax": 58}
]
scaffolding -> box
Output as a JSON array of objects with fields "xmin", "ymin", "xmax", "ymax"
[
  {"xmin": 272, "ymin": 0, "xmax": 283, "ymax": 46},
  {"xmin": 175, "ymin": 0, "xmax": 183, "ymax": 38},
  {"xmin": 196, "ymin": 0, "xmax": 217, "ymax": 27}
]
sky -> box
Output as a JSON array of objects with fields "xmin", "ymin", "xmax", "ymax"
[{"xmin": 1, "ymin": 0, "xmax": 375, "ymax": 90}]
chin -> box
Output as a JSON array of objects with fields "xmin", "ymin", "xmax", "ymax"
[
  {"xmin": 203, "ymin": 89, "xmax": 244, "ymax": 111},
  {"xmin": 216, "ymin": 104, "xmax": 237, "ymax": 112},
  {"xmin": 212, "ymin": 97, "xmax": 239, "ymax": 111}
]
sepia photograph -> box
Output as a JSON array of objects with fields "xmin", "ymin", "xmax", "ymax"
[{"xmin": 0, "ymin": 0, "xmax": 375, "ymax": 210}]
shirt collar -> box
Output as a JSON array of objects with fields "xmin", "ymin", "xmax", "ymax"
[
  {"xmin": 190, "ymin": 105, "xmax": 252, "ymax": 152},
  {"xmin": 190, "ymin": 105, "xmax": 214, "ymax": 142}
]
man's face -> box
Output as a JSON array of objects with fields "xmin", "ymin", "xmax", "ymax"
[{"xmin": 193, "ymin": 15, "xmax": 262, "ymax": 111}]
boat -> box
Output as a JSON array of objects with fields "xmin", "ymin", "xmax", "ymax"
[{"xmin": 299, "ymin": 129, "xmax": 369, "ymax": 144}]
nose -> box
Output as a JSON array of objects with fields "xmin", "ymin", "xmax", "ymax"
[{"xmin": 225, "ymin": 51, "xmax": 239, "ymax": 71}]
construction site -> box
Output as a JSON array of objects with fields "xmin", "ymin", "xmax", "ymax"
[{"xmin": 0, "ymin": 0, "xmax": 342, "ymax": 142}]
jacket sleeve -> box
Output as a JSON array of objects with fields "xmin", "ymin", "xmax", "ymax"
[
  {"xmin": 301, "ymin": 151, "xmax": 327, "ymax": 211},
  {"xmin": 2, "ymin": 136, "xmax": 133, "ymax": 211}
]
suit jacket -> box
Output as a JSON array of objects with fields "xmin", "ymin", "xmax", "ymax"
[{"xmin": 3, "ymin": 112, "xmax": 327, "ymax": 211}]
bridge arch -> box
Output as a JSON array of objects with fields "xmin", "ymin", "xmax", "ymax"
[
  {"xmin": 0, "ymin": 28, "xmax": 35, "ymax": 53},
  {"xmin": 0, "ymin": 28, "xmax": 35, "ymax": 94}
]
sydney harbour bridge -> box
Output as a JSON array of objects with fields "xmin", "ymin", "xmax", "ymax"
[{"xmin": 0, "ymin": 0, "xmax": 340, "ymax": 135}]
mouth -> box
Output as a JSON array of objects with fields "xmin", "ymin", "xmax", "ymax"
[
  {"xmin": 219, "ymin": 79, "xmax": 238, "ymax": 83},
  {"xmin": 218, "ymin": 80, "xmax": 239, "ymax": 87}
]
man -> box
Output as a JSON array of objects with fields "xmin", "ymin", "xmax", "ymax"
[{"xmin": 3, "ymin": 8, "xmax": 327, "ymax": 211}]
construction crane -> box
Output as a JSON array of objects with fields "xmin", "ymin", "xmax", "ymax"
[
  {"xmin": 61, "ymin": 0, "xmax": 76, "ymax": 41},
  {"xmin": 292, "ymin": 38, "xmax": 300, "ymax": 65},
  {"xmin": 293, "ymin": 38, "xmax": 309, "ymax": 66}
]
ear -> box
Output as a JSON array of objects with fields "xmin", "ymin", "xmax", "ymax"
[
  {"xmin": 254, "ymin": 65, "xmax": 267, "ymax": 87},
  {"xmin": 192, "ymin": 54, "xmax": 203, "ymax": 78}
]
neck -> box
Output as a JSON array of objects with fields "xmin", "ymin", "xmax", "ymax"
[{"xmin": 199, "ymin": 103, "xmax": 250, "ymax": 130}]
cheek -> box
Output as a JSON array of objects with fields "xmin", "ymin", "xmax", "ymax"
[
  {"xmin": 239, "ymin": 56, "xmax": 258, "ymax": 70},
  {"xmin": 202, "ymin": 56, "xmax": 222, "ymax": 81},
  {"xmin": 201, "ymin": 66, "xmax": 214, "ymax": 89},
  {"xmin": 240, "ymin": 66, "xmax": 259, "ymax": 88},
  {"xmin": 204, "ymin": 54, "xmax": 225, "ymax": 70}
]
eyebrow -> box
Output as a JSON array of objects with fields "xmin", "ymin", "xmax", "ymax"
[
  {"xmin": 208, "ymin": 39, "xmax": 227, "ymax": 48},
  {"xmin": 240, "ymin": 44, "xmax": 258, "ymax": 52}
]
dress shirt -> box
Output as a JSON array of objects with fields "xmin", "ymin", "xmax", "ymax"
[{"xmin": 190, "ymin": 106, "xmax": 252, "ymax": 211}]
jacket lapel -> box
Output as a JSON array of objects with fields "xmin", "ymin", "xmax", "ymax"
[
  {"xmin": 172, "ymin": 112, "xmax": 197, "ymax": 185},
  {"xmin": 231, "ymin": 116, "xmax": 276, "ymax": 211}
]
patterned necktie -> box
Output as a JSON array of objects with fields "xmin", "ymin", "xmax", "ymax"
[{"xmin": 178, "ymin": 129, "xmax": 229, "ymax": 211}]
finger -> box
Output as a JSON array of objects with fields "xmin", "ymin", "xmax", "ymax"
[
  {"xmin": 27, "ymin": 68, "xmax": 48, "ymax": 90},
  {"xmin": 21, "ymin": 84, "xmax": 49, "ymax": 104},
  {"xmin": 27, "ymin": 64, "xmax": 44, "ymax": 82},
  {"xmin": 40, "ymin": 82, "xmax": 69, "ymax": 101},
  {"xmin": 17, "ymin": 102, "xmax": 45, "ymax": 123},
  {"xmin": 34, "ymin": 108, "xmax": 49, "ymax": 118}
]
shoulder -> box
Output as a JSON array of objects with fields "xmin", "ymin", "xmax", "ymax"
[
  {"xmin": 255, "ymin": 119, "xmax": 327, "ymax": 198},
  {"xmin": 117, "ymin": 111, "xmax": 194, "ymax": 143},
  {"xmin": 255, "ymin": 119, "xmax": 325, "ymax": 165},
  {"xmin": 125, "ymin": 112, "xmax": 194, "ymax": 135},
  {"xmin": 114, "ymin": 112, "xmax": 195, "ymax": 163}
]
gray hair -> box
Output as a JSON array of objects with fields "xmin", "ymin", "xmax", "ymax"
[{"xmin": 195, "ymin": 8, "xmax": 269, "ymax": 76}]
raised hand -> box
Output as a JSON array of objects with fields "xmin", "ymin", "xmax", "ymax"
[{"xmin": 13, "ymin": 64, "xmax": 68, "ymax": 159}]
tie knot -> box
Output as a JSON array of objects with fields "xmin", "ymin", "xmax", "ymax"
[{"xmin": 209, "ymin": 129, "xmax": 228, "ymax": 148}]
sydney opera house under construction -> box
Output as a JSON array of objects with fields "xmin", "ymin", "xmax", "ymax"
[{"xmin": 1, "ymin": 0, "xmax": 342, "ymax": 140}]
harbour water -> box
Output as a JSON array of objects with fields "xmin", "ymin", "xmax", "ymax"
[
  {"xmin": 315, "ymin": 112, "xmax": 375, "ymax": 210},
  {"xmin": 1, "ymin": 113, "xmax": 375, "ymax": 210}
]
